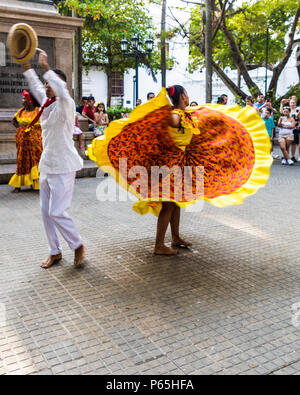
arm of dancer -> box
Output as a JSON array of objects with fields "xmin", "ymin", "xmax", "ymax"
[
  {"xmin": 37, "ymin": 48, "xmax": 74, "ymax": 117},
  {"xmin": 169, "ymin": 113, "xmax": 181, "ymax": 128},
  {"xmin": 22, "ymin": 63, "xmax": 47, "ymax": 106}
]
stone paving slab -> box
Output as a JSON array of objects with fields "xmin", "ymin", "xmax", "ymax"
[{"xmin": 0, "ymin": 161, "xmax": 299, "ymax": 375}]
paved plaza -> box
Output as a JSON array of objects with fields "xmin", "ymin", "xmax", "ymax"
[{"xmin": 0, "ymin": 160, "xmax": 300, "ymax": 375}]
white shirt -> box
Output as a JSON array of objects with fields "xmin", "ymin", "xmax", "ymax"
[{"xmin": 23, "ymin": 69, "xmax": 83, "ymax": 174}]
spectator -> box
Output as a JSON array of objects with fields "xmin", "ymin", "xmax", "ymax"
[
  {"xmin": 289, "ymin": 98, "xmax": 300, "ymax": 162},
  {"xmin": 217, "ymin": 96, "xmax": 226, "ymax": 105},
  {"xmin": 82, "ymin": 96, "xmax": 96, "ymax": 131},
  {"xmin": 220, "ymin": 94, "xmax": 228, "ymax": 105},
  {"xmin": 73, "ymin": 113, "xmax": 84, "ymax": 151},
  {"xmin": 245, "ymin": 96, "xmax": 260, "ymax": 114},
  {"xmin": 76, "ymin": 96, "xmax": 88, "ymax": 114},
  {"xmin": 136, "ymin": 99, "xmax": 142, "ymax": 106},
  {"xmin": 263, "ymin": 109, "xmax": 279, "ymax": 159},
  {"xmin": 277, "ymin": 107, "xmax": 296, "ymax": 165},
  {"xmin": 259, "ymin": 98, "xmax": 276, "ymax": 118},
  {"xmin": 190, "ymin": 101, "xmax": 198, "ymax": 107},
  {"xmin": 254, "ymin": 93, "xmax": 265, "ymax": 113},
  {"xmin": 94, "ymin": 102, "xmax": 109, "ymax": 137},
  {"xmin": 147, "ymin": 92, "xmax": 155, "ymax": 101}
]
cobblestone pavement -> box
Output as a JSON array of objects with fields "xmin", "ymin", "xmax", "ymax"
[{"xmin": 0, "ymin": 160, "xmax": 300, "ymax": 375}]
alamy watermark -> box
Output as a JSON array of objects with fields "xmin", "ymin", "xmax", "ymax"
[{"xmin": 95, "ymin": 158, "xmax": 204, "ymax": 213}]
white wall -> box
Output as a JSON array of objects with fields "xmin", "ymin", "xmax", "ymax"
[{"xmin": 82, "ymin": 67, "xmax": 107, "ymax": 103}]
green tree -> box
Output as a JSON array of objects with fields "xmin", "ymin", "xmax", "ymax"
[
  {"xmin": 58, "ymin": 0, "xmax": 161, "ymax": 106},
  {"xmin": 179, "ymin": 0, "xmax": 300, "ymax": 99}
]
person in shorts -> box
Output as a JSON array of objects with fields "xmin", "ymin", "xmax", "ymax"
[{"xmin": 278, "ymin": 107, "xmax": 296, "ymax": 166}]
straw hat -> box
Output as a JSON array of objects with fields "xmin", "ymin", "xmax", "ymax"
[{"xmin": 7, "ymin": 23, "xmax": 38, "ymax": 64}]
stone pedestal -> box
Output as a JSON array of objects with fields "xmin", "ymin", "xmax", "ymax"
[{"xmin": 0, "ymin": 0, "xmax": 83, "ymax": 159}]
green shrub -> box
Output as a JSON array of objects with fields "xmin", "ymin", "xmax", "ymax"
[{"xmin": 107, "ymin": 107, "xmax": 132, "ymax": 122}]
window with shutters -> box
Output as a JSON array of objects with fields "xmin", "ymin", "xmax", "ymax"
[{"xmin": 111, "ymin": 72, "xmax": 124, "ymax": 97}]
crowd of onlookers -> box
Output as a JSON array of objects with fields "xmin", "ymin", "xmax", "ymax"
[
  {"xmin": 245, "ymin": 93, "xmax": 300, "ymax": 165},
  {"xmin": 75, "ymin": 91, "xmax": 300, "ymax": 166}
]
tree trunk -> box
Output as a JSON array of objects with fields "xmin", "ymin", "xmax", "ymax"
[
  {"xmin": 267, "ymin": 5, "xmax": 300, "ymax": 96},
  {"xmin": 237, "ymin": 68, "xmax": 241, "ymax": 90},
  {"xmin": 212, "ymin": 60, "xmax": 247, "ymax": 99},
  {"xmin": 297, "ymin": 45, "xmax": 300, "ymax": 81},
  {"xmin": 192, "ymin": 39, "xmax": 248, "ymax": 98},
  {"xmin": 161, "ymin": 0, "xmax": 167, "ymax": 87},
  {"xmin": 220, "ymin": 22, "xmax": 260, "ymax": 95}
]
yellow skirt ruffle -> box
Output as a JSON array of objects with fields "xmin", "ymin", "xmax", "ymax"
[
  {"xmin": 9, "ymin": 165, "xmax": 40, "ymax": 190},
  {"xmin": 87, "ymin": 90, "xmax": 273, "ymax": 216}
]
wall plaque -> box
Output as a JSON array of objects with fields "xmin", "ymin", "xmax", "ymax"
[{"xmin": 0, "ymin": 33, "xmax": 54, "ymax": 108}]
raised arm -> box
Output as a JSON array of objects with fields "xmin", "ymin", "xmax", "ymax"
[{"xmin": 22, "ymin": 64, "xmax": 46, "ymax": 105}]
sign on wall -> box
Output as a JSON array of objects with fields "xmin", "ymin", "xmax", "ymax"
[{"xmin": 0, "ymin": 33, "xmax": 54, "ymax": 108}]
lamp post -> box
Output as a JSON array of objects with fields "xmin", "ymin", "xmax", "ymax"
[
  {"xmin": 121, "ymin": 35, "xmax": 154, "ymax": 107},
  {"xmin": 265, "ymin": 26, "xmax": 269, "ymax": 97}
]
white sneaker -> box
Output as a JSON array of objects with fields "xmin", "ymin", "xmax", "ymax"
[
  {"xmin": 281, "ymin": 159, "xmax": 287, "ymax": 165},
  {"xmin": 287, "ymin": 159, "xmax": 294, "ymax": 166},
  {"xmin": 271, "ymin": 153, "xmax": 280, "ymax": 159},
  {"xmin": 298, "ymin": 158, "xmax": 300, "ymax": 162}
]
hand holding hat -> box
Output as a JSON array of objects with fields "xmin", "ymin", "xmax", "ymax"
[{"xmin": 7, "ymin": 23, "xmax": 38, "ymax": 64}]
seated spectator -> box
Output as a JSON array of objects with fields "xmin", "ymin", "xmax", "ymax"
[
  {"xmin": 190, "ymin": 101, "xmax": 198, "ymax": 107},
  {"xmin": 94, "ymin": 102, "xmax": 109, "ymax": 137},
  {"xmin": 76, "ymin": 96, "xmax": 89, "ymax": 114},
  {"xmin": 73, "ymin": 114, "xmax": 84, "ymax": 151},
  {"xmin": 136, "ymin": 99, "xmax": 142, "ymax": 106},
  {"xmin": 82, "ymin": 96, "xmax": 96, "ymax": 131}
]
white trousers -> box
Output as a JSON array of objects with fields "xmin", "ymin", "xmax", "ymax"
[{"xmin": 40, "ymin": 172, "xmax": 82, "ymax": 255}]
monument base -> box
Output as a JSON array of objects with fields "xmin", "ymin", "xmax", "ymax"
[{"xmin": 0, "ymin": 0, "xmax": 83, "ymax": 160}]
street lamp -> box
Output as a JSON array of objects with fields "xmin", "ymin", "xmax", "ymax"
[
  {"xmin": 265, "ymin": 26, "xmax": 269, "ymax": 97},
  {"xmin": 120, "ymin": 38, "xmax": 128, "ymax": 53},
  {"xmin": 121, "ymin": 35, "xmax": 154, "ymax": 107}
]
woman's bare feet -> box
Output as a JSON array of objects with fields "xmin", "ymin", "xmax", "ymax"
[
  {"xmin": 154, "ymin": 245, "xmax": 179, "ymax": 255},
  {"xmin": 172, "ymin": 237, "xmax": 192, "ymax": 248},
  {"xmin": 11, "ymin": 188, "xmax": 21, "ymax": 194},
  {"xmin": 41, "ymin": 253, "xmax": 62, "ymax": 269},
  {"xmin": 74, "ymin": 245, "xmax": 86, "ymax": 266}
]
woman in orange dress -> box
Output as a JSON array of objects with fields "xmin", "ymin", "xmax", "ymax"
[
  {"xmin": 87, "ymin": 85, "xmax": 273, "ymax": 255},
  {"xmin": 9, "ymin": 90, "xmax": 42, "ymax": 193}
]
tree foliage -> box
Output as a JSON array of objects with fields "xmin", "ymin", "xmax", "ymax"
[
  {"xmin": 185, "ymin": 0, "xmax": 300, "ymax": 98},
  {"xmin": 57, "ymin": 0, "xmax": 163, "ymax": 105}
]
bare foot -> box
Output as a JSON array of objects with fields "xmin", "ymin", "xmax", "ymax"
[
  {"xmin": 154, "ymin": 245, "xmax": 179, "ymax": 255},
  {"xmin": 40, "ymin": 253, "xmax": 62, "ymax": 269},
  {"xmin": 172, "ymin": 237, "xmax": 192, "ymax": 248},
  {"xmin": 74, "ymin": 245, "xmax": 86, "ymax": 266},
  {"xmin": 11, "ymin": 188, "xmax": 21, "ymax": 194}
]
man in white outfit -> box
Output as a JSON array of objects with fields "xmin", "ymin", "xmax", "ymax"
[{"xmin": 22, "ymin": 49, "xmax": 86, "ymax": 269}]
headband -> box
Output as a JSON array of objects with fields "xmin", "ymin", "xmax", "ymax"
[
  {"xmin": 22, "ymin": 90, "xmax": 33, "ymax": 104},
  {"xmin": 167, "ymin": 86, "xmax": 175, "ymax": 97}
]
